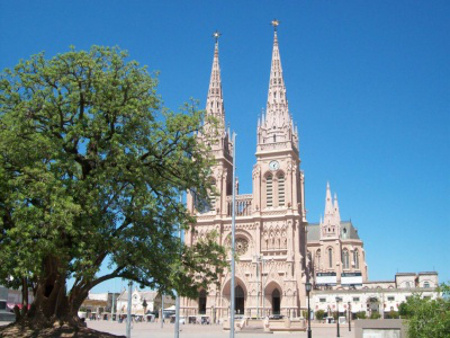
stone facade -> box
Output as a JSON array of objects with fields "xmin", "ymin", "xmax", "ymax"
[{"xmin": 180, "ymin": 27, "xmax": 372, "ymax": 320}]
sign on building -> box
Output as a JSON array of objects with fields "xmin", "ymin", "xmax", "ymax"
[
  {"xmin": 316, "ymin": 272, "xmax": 337, "ymax": 286},
  {"xmin": 341, "ymin": 272, "xmax": 363, "ymax": 286}
]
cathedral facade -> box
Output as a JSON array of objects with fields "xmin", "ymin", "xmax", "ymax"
[{"xmin": 180, "ymin": 27, "xmax": 368, "ymax": 320}]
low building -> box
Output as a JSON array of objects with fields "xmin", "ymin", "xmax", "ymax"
[
  {"xmin": 310, "ymin": 271, "xmax": 439, "ymax": 319},
  {"xmin": 115, "ymin": 288, "xmax": 175, "ymax": 316}
]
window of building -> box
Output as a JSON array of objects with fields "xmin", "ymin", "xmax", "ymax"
[
  {"xmin": 319, "ymin": 298, "xmax": 326, "ymax": 303},
  {"xmin": 208, "ymin": 177, "xmax": 216, "ymax": 211},
  {"xmin": 424, "ymin": 282, "xmax": 430, "ymax": 288},
  {"xmin": 353, "ymin": 297, "xmax": 360, "ymax": 302},
  {"xmin": 316, "ymin": 249, "xmax": 321, "ymax": 269},
  {"xmin": 278, "ymin": 174, "xmax": 285, "ymax": 206},
  {"xmin": 328, "ymin": 248, "xmax": 333, "ymax": 268},
  {"xmin": 266, "ymin": 175, "xmax": 273, "ymax": 207},
  {"xmin": 342, "ymin": 249, "xmax": 349, "ymax": 269},
  {"xmin": 353, "ymin": 250, "xmax": 360, "ymax": 269},
  {"xmin": 387, "ymin": 296, "xmax": 395, "ymax": 301}
]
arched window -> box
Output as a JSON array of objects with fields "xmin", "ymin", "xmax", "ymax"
[
  {"xmin": 353, "ymin": 250, "xmax": 360, "ymax": 269},
  {"xmin": 316, "ymin": 249, "xmax": 321, "ymax": 270},
  {"xmin": 342, "ymin": 250, "xmax": 349, "ymax": 269},
  {"xmin": 208, "ymin": 177, "xmax": 216, "ymax": 211},
  {"xmin": 266, "ymin": 175, "xmax": 273, "ymax": 207},
  {"xmin": 278, "ymin": 174, "xmax": 285, "ymax": 206},
  {"xmin": 423, "ymin": 282, "xmax": 430, "ymax": 288},
  {"xmin": 328, "ymin": 248, "xmax": 333, "ymax": 269}
]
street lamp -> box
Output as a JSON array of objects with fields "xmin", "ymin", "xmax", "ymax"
[
  {"xmin": 305, "ymin": 282, "xmax": 312, "ymax": 338},
  {"xmin": 348, "ymin": 301, "xmax": 351, "ymax": 332},
  {"xmin": 335, "ymin": 297, "xmax": 342, "ymax": 338}
]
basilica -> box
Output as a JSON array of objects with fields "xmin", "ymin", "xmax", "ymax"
[{"xmin": 180, "ymin": 26, "xmax": 369, "ymax": 320}]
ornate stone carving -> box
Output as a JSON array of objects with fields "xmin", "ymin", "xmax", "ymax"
[{"xmin": 236, "ymin": 238, "xmax": 249, "ymax": 255}]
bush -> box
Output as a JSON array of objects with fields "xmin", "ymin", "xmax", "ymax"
[
  {"xmin": 385, "ymin": 310, "xmax": 399, "ymax": 319},
  {"xmin": 315, "ymin": 310, "xmax": 326, "ymax": 320},
  {"xmin": 370, "ymin": 312, "xmax": 381, "ymax": 319},
  {"xmin": 356, "ymin": 311, "xmax": 367, "ymax": 319}
]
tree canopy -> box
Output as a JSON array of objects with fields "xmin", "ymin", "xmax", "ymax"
[
  {"xmin": 0, "ymin": 46, "xmax": 226, "ymax": 328},
  {"xmin": 399, "ymin": 283, "xmax": 450, "ymax": 338}
]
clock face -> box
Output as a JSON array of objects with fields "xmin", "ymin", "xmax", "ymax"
[{"xmin": 269, "ymin": 160, "xmax": 280, "ymax": 171}]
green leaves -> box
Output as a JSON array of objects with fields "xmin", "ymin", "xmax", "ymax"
[
  {"xmin": 0, "ymin": 46, "xmax": 223, "ymax": 306},
  {"xmin": 399, "ymin": 283, "xmax": 450, "ymax": 338}
]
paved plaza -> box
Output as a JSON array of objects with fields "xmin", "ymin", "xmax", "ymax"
[{"xmin": 85, "ymin": 320, "xmax": 356, "ymax": 338}]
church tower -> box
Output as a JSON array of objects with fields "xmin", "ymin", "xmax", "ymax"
[
  {"xmin": 253, "ymin": 22, "xmax": 306, "ymax": 220},
  {"xmin": 186, "ymin": 31, "xmax": 234, "ymax": 218}
]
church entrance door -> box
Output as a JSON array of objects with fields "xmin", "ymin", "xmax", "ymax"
[
  {"xmin": 235, "ymin": 285, "xmax": 245, "ymax": 315},
  {"xmin": 198, "ymin": 289, "xmax": 207, "ymax": 314},
  {"xmin": 272, "ymin": 289, "xmax": 281, "ymax": 314}
]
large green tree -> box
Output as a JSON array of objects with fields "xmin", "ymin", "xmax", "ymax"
[
  {"xmin": 0, "ymin": 46, "xmax": 226, "ymax": 330},
  {"xmin": 399, "ymin": 283, "xmax": 450, "ymax": 338}
]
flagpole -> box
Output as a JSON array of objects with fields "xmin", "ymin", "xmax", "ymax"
[{"xmin": 230, "ymin": 132, "xmax": 236, "ymax": 338}]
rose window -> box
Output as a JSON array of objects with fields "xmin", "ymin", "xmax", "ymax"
[{"xmin": 235, "ymin": 238, "xmax": 249, "ymax": 255}]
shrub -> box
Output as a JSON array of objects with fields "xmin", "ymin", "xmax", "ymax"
[
  {"xmin": 315, "ymin": 310, "xmax": 326, "ymax": 320},
  {"xmin": 370, "ymin": 312, "xmax": 381, "ymax": 319},
  {"xmin": 356, "ymin": 311, "xmax": 367, "ymax": 319}
]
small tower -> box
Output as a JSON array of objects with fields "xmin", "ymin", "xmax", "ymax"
[{"xmin": 320, "ymin": 183, "xmax": 341, "ymax": 239}]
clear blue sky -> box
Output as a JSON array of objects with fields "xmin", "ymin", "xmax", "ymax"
[{"xmin": 1, "ymin": 1, "xmax": 449, "ymax": 292}]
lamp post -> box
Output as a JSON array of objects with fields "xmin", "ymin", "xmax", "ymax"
[
  {"xmin": 335, "ymin": 297, "xmax": 341, "ymax": 338},
  {"xmin": 305, "ymin": 282, "xmax": 312, "ymax": 338},
  {"xmin": 348, "ymin": 301, "xmax": 351, "ymax": 332}
]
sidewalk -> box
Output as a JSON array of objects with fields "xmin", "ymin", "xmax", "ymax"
[{"xmin": 86, "ymin": 320, "xmax": 356, "ymax": 338}]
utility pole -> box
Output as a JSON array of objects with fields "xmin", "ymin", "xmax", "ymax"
[
  {"xmin": 126, "ymin": 281, "xmax": 132, "ymax": 338},
  {"xmin": 230, "ymin": 132, "xmax": 236, "ymax": 338},
  {"xmin": 111, "ymin": 292, "xmax": 115, "ymax": 321},
  {"xmin": 161, "ymin": 291, "xmax": 164, "ymax": 328},
  {"xmin": 174, "ymin": 194, "xmax": 183, "ymax": 338}
]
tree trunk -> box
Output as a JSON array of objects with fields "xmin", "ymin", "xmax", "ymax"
[{"xmin": 18, "ymin": 256, "xmax": 86, "ymax": 329}]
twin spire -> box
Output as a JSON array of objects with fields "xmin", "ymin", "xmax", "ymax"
[
  {"xmin": 205, "ymin": 22, "xmax": 297, "ymax": 147},
  {"xmin": 321, "ymin": 183, "xmax": 342, "ymax": 239}
]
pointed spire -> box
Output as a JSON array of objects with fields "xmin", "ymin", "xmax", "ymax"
[
  {"xmin": 323, "ymin": 182, "xmax": 334, "ymax": 225},
  {"xmin": 264, "ymin": 20, "xmax": 290, "ymax": 130},
  {"xmin": 205, "ymin": 31, "xmax": 225, "ymax": 130},
  {"xmin": 334, "ymin": 193, "xmax": 341, "ymax": 226}
]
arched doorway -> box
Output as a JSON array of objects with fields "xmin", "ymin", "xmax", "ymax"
[
  {"xmin": 235, "ymin": 285, "xmax": 245, "ymax": 315},
  {"xmin": 198, "ymin": 289, "xmax": 207, "ymax": 314},
  {"xmin": 272, "ymin": 289, "xmax": 281, "ymax": 315}
]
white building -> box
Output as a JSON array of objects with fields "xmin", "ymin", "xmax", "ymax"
[
  {"xmin": 116, "ymin": 288, "xmax": 174, "ymax": 315},
  {"xmin": 310, "ymin": 271, "xmax": 439, "ymax": 319}
]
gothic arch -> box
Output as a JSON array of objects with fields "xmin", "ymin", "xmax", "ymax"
[
  {"xmin": 222, "ymin": 277, "xmax": 248, "ymax": 315},
  {"xmin": 264, "ymin": 281, "xmax": 283, "ymax": 316},
  {"xmin": 327, "ymin": 247, "xmax": 334, "ymax": 268}
]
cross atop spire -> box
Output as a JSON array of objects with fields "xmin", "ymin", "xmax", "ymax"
[
  {"xmin": 212, "ymin": 30, "xmax": 222, "ymax": 43},
  {"xmin": 271, "ymin": 19, "xmax": 280, "ymax": 31}
]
